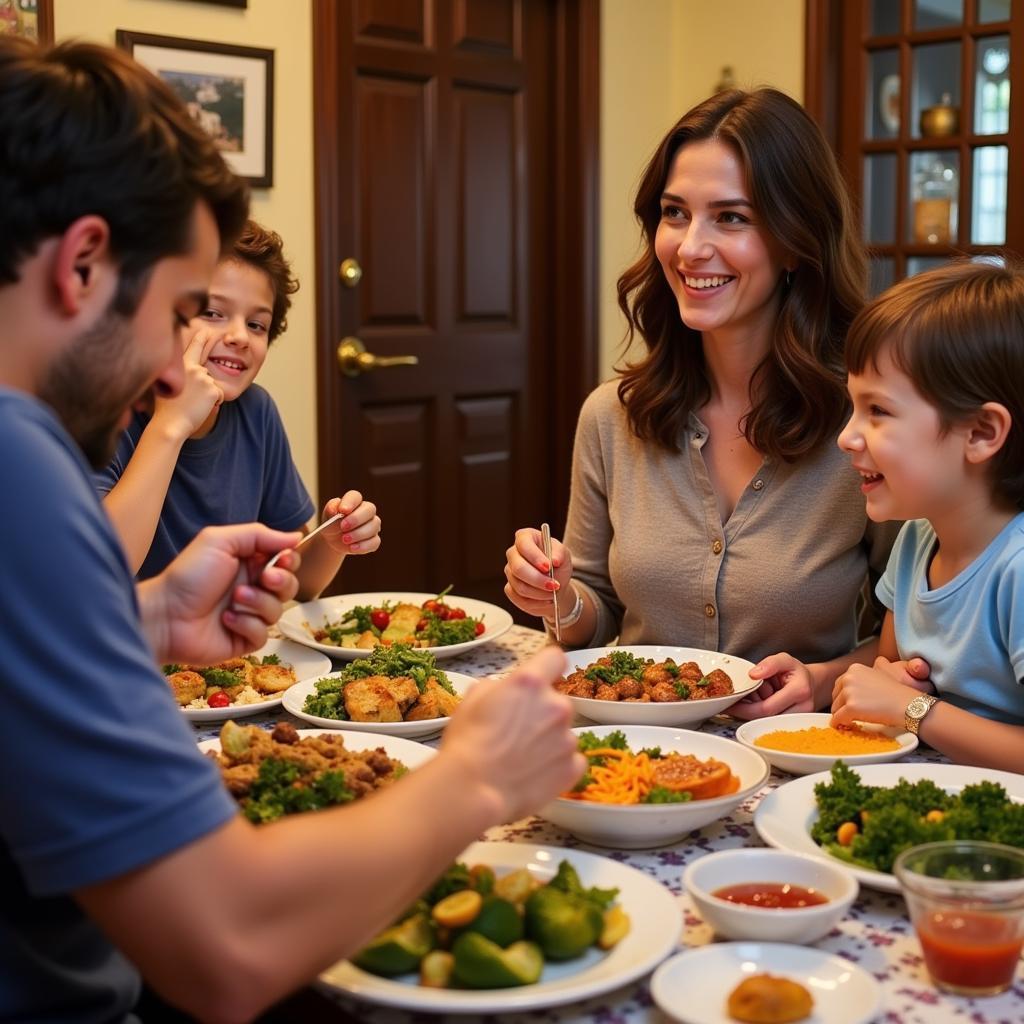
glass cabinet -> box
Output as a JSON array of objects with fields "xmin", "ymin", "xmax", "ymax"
[{"xmin": 807, "ymin": 0, "xmax": 1020, "ymax": 291}]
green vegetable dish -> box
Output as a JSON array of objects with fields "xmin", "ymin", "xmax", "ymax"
[
  {"xmin": 354, "ymin": 859, "xmax": 630, "ymax": 989},
  {"xmin": 813, "ymin": 761, "xmax": 1024, "ymax": 873},
  {"xmin": 302, "ymin": 644, "xmax": 462, "ymax": 724}
]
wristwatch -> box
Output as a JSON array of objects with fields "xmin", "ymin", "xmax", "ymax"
[{"xmin": 904, "ymin": 693, "xmax": 938, "ymax": 735}]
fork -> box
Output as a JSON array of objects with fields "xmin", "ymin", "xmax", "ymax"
[{"xmin": 264, "ymin": 512, "xmax": 345, "ymax": 571}]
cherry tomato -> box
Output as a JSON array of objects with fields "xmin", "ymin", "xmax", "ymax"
[
  {"xmin": 448, "ymin": 607, "xmax": 466, "ymax": 620},
  {"xmin": 423, "ymin": 599, "xmax": 440, "ymax": 613},
  {"xmin": 436, "ymin": 606, "xmax": 451, "ymax": 620},
  {"xmin": 474, "ymin": 621, "xmax": 486, "ymax": 636},
  {"xmin": 371, "ymin": 608, "xmax": 390, "ymax": 630},
  {"xmin": 416, "ymin": 618, "xmax": 429, "ymax": 632},
  {"xmin": 207, "ymin": 691, "xmax": 231, "ymax": 708}
]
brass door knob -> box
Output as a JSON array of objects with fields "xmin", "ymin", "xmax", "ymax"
[
  {"xmin": 336, "ymin": 336, "xmax": 418, "ymax": 377},
  {"xmin": 338, "ymin": 258, "xmax": 363, "ymax": 288}
]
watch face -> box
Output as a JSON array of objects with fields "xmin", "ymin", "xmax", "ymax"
[{"xmin": 907, "ymin": 696, "xmax": 931, "ymax": 718}]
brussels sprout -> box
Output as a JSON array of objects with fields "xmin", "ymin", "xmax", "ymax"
[
  {"xmin": 451, "ymin": 932, "xmax": 543, "ymax": 988},
  {"xmin": 524, "ymin": 885, "xmax": 603, "ymax": 961},
  {"xmin": 354, "ymin": 913, "xmax": 434, "ymax": 976}
]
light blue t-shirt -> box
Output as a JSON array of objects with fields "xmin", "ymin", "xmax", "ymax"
[
  {"xmin": 95, "ymin": 384, "xmax": 314, "ymax": 579},
  {"xmin": 877, "ymin": 513, "xmax": 1024, "ymax": 724},
  {"xmin": 0, "ymin": 388, "xmax": 237, "ymax": 1022}
]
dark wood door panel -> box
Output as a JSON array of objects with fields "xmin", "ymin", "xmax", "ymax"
[
  {"xmin": 355, "ymin": 0, "xmax": 430, "ymax": 48},
  {"xmin": 453, "ymin": 0, "xmax": 519, "ymax": 56}
]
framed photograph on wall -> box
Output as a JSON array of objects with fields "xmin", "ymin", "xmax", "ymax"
[
  {"xmin": 116, "ymin": 30, "xmax": 274, "ymax": 187},
  {"xmin": 0, "ymin": 0, "xmax": 53, "ymax": 43}
]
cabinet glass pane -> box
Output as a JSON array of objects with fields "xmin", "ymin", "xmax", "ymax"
[
  {"xmin": 869, "ymin": 257, "xmax": 896, "ymax": 296},
  {"xmin": 907, "ymin": 256, "xmax": 949, "ymax": 276},
  {"xmin": 914, "ymin": 0, "xmax": 962, "ymax": 29},
  {"xmin": 909, "ymin": 150, "xmax": 959, "ymax": 244},
  {"xmin": 864, "ymin": 154, "xmax": 898, "ymax": 243},
  {"xmin": 979, "ymin": 0, "xmax": 1011, "ymax": 22},
  {"xmin": 870, "ymin": 0, "xmax": 901, "ymax": 34},
  {"xmin": 971, "ymin": 146, "xmax": 1008, "ymax": 244},
  {"xmin": 866, "ymin": 49, "xmax": 901, "ymax": 138},
  {"xmin": 913, "ymin": 42, "xmax": 962, "ymax": 139},
  {"xmin": 974, "ymin": 36, "xmax": 1010, "ymax": 135}
]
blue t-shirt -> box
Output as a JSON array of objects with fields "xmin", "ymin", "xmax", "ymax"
[
  {"xmin": 95, "ymin": 384, "xmax": 314, "ymax": 579},
  {"xmin": 0, "ymin": 388, "xmax": 237, "ymax": 1022},
  {"xmin": 877, "ymin": 513, "xmax": 1024, "ymax": 724}
]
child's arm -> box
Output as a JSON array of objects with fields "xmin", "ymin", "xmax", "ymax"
[
  {"xmin": 832, "ymin": 666, "xmax": 1024, "ymax": 772},
  {"xmin": 102, "ymin": 330, "xmax": 223, "ymax": 572},
  {"xmin": 292, "ymin": 491, "xmax": 381, "ymax": 601}
]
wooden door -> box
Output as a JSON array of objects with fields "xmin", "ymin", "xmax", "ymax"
[{"xmin": 313, "ymin": 0, "xmax": 597, "ymax": 604}]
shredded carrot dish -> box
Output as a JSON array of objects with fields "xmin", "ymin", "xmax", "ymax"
[
  {"xmin": 754, "ymin": 723, "xmax": 900, "ymax": 755},
  {"xmin": 566, "ymin": 747, "xmax": 658, "ymax": 805}
]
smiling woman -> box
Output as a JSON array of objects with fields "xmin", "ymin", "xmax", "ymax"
[{"xmin": 504, "ymin": 89, "xmax": 899, "ymax": 718}]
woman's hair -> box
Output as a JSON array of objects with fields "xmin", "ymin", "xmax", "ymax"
[
  {"xmin": 846, "ymin": 260, "xmax": 1024, "ymax": 510},
  {"xmin": 616, "ymin": 88, "xmax": 866, "ymax": 460},
  {"xmin": 229, "ymin": 220, "xmax": 299, "ymax": 342},
  {"xmin": 0, "ymin": 37, "xmax": 249, "ymax": 314}
]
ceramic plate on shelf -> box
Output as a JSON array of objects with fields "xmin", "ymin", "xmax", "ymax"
[
  {"xmin": 560, "ymin": 646, "xmax": 760, "ymax": 728},
  {"xmin": 651, "ymin": 942, "xmax": 881, "ymax": 1024},
  {"xmin": 282, "ymin": 670, "xmax": 476, "ymax": 740},
  {"xmin": 754, "ymin": 762, "xmax": 1024, "ymax": 892},
  {"xmin": 178, "ymin": 638, "xmax": 331, "ymax": 723},
  {"xmin": 319, "ymin": 841, "xmax": 681, "ymax": 1014},
  {"xmin": 735, "ymin": 712, "xmax": 917, "ymax": 776},
  {"xmin": 278, "ymin": 592, "xmax": 513, "ymax": 660}
]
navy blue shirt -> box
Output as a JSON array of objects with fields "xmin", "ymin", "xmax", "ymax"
[
  {"xmin": 0, "ymin": 389, "xmax": 237, "ymax": 1022},
  {"xmin": 95, "ymin": 384, "xmax": 314, "ymax": 579}
]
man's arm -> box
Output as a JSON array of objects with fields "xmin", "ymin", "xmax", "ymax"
[{"xmin": 76, "ymin": 649, "xmax": 583, "ymax": 1024}]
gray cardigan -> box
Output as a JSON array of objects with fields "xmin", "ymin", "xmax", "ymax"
[{"xmin": 565, "ymin": 380, "xmax": 899, "ymax": 664}]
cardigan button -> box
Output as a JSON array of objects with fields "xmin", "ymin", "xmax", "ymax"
[
  {"xmin": 712, "ymin": 539, "xmax": 723, "ymax": 555},
  {"xmin": 704, "ymin": 603, "xmax": 716, "ymax": 618}
]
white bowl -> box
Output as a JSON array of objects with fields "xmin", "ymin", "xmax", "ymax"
[
  {"xmin": 561, "ymin": 646, "xmax": 760, "ymax": 728},
  {"xmin": 540, "ymin": 725, "xmax": 769, "ymax": 849},
  {"xmin": 683, "ymin": 848, "xmax": 857, "ymax": 944},
  {"xmin": 734, "ymin": 712, "xmax": 917, "ymax": 775}
]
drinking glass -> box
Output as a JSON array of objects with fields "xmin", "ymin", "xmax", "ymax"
[{"xmin": 895, "ymin": 840, "xmax": 1024, "ymax": 996}]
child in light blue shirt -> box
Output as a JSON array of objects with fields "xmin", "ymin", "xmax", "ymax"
[{"xmin": 831, "ymin": 260, "xmax": 1024, "ymax": 770}]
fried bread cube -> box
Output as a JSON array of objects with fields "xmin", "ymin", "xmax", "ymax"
[{"xmin": 343, "ymin": 678, "xmax": 402, "ymax": 722}]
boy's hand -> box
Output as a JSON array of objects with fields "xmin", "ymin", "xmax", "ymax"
[
  {"xmin": 319, "ymin": 491, "xmax": 381, "ymax": 556},
  {"xmin": 831, "ymin": 662, "xmax": 918, "ymax": 727},
  {"xmin": 870, "ymin": 655, "xmax": 935, "ymax": 694},
  {"xmin": 153, "ymin": 327, "xmax": 223, "ymax": 440},
  {"xmin": 137, "ymin": 523, "xmax": 301, "ymax": 665},
  {"xmin": 729, "ymin": 652, "xmax": 820, "ymax": 719}
]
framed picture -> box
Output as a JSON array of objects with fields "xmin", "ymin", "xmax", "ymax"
[
  {"xmin": 0, "ymin": 0, "xmax": 53, "ymax": 43},
  {"xmin": 117, "ymin": 30, "xmax": 274, "ymax": 187}
]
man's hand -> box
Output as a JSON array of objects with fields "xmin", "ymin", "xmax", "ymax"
[
  {"xmin": 440, "ymin": 646, "xmax": 585, "ymax": 823},
  {"xmin": 137, "ymin": 523, "xmax": 301, "ymax": 664}
]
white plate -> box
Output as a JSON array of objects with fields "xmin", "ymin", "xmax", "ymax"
[
  {"xmin": 755, "ymin": 762, "xmax": 1024, "ymax": 892},
  {"xmin": 561, "ymin": 646, "xmax": 760, "ymax": 728},
  {"xmin": 319, "ymin": 841, "xmax": 681, "ymax": 1014},
  {"xmin": 282, "ymin": 671, "xmax": 475, "ymax": 740},
  {"xmin": 198, "ymin": 727, "xmax": 437, "ymax": 771},
  {"xmin": 735, "ymin": 712, "xmax": 917, "ymax": 775},
  {"xmin": 651, "ymin": 942, "xmax": 881, "ymax": 1024},
  {"xmin": 180, "ymin": 639, "xmax": 332, "ymax": 723},
  {"xmin": 279, "ymin": 592, "xmax": 513, "ymax": 660},
  {"xmin": 541, "ymin": 726, "xmax": 769, "ymax": 849}
]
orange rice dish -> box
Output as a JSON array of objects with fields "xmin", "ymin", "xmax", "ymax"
[{"xmin": 753, "ymin": 723, "xmax": 900, "ymax": 756}]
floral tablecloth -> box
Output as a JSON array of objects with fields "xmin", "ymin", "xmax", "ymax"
[{"xmin": 192, "ymin": 626, "xmax": 1024, "ymax": 1023}]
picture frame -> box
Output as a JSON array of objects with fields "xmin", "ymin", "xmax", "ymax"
[
  {"xmin": 0, "ymin": 0, "xmax": 53, "ymax": 44},
  {"xmin": 116, "ymin": 30, "xmax": 274, "ymax": 187}
]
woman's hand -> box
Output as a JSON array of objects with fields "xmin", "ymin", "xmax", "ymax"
[
  {"xmin": 728, "ymin": 651, "xmax": 822, "ymax": 719},
  {"xmin": 503, "ymin": 527, "xmax": 574, "ymax": 620},
  {"xmin": 137, "ymin": 523, "xmax": 301, "ymax": 664},
  {"xmin": 152, "ymin": 327, "xmax": 223, "ymax": 440},
  {"xmin": 831, "ymin": 661, "xmax": 921, "ymax": 727},
  {"xmin": 319, "ymin": 491, "xmax": 381, "ymax": 556},
  {"xmin": 440, "ymin": 646, "xmax": 585, "ymax": 822}
]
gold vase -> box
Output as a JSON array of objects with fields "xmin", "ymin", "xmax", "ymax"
[{"xmin": 920, "ymin": 95, "xmax": 959, "ymax": 138}]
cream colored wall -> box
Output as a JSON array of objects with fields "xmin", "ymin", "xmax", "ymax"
[
  {"xmin": 54, "ymin": 0, "xmax": 319, "ymax": 496},
  {"xmin": 598, "ymin": 0, "xmax": 805, "ymax": 380}
]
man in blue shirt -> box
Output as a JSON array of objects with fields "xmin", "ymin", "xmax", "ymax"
[{"xmin": 0, "ymin": 37, "xmax": 581, "ymax": 1023}]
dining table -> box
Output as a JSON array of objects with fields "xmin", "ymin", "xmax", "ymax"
[{"xmin": 193, "ymin": 625, "xmax": 1024, "ymax": 1024}]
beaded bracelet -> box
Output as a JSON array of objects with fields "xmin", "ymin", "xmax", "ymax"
[{"xmin": 545, "ymin": 582, "xmax": 584, "ymax": 629}]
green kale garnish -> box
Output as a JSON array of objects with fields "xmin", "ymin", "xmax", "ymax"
[
  {"xmin": 583, "ymin": 650, "xmax": 651, "ymax": 685},
  {"xmin": 416, "ymin": 616, "xmax": 479, "ymax": 646},
  {"xmin": 162, "ymin": 664, "xmax": 184, "ymax": 675},
  {"xmin": 302, "ymin": 675, "xmax": 349, "ymax": 720},
  {"xmin": 241, "ymin": 758, "xmax": 354, "ymax": 824},
  {"xmin": 199, "ymin": 666, "xmax": 245, "ymax": 690},
  {"xmin": 639, "ymin": 746, "xmax": 664, "ymax": 759},
  {"xmin": 672, "ymin": 679, "xmax": 691, "ymax": 699},
  {"xmin": 695, "ymin": 675, "xmax": 711, "ymax": 688},
  {"xmin": 643, "ymin": 786, "xmax": 693, "ymax": 804}
]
